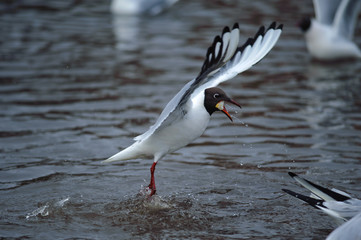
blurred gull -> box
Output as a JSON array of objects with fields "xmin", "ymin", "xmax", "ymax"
[
  {"xmin": 326, "ymin": 211, "xmax": 361, "ymax": 240},
  {"xmin": 283, "ymin": 172, "xmax": 361, "ymax": 239},
  {"xmin": 110, "ymin": 0, "xmax": 179, "ymax": 16},
  {"xmin": 299, "ymin": 0, "xmax": 361, "ymax": 60}
]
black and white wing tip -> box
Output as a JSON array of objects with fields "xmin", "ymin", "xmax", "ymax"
[
  {"xmin": 282, "ymin": 188, "xmax": 324, "ymax": 209},
  {"xmin": 197, "ymin": 22, "xmax": 283, "ymax": 79},
  {"xmin": 198, "ymin": 23, "xmax": 240, "ymax": 78},
  {"xmin": 239, "ymin": 22, "xmax": 283, "ymax": 53},
  {"xmin": 287, "ymin": 172, "xmax": 351, "ymax": 202}
]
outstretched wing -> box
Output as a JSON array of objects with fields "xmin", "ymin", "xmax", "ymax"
[
  {"xmin": 134, "ymin": 22, "xmax": 283, "ymax": 142},
  {"xmin": 182, "ymin": 22, "xmax": 283, "ymax": 106},
  {"xmin": 333, "ymin": 0, "xmax": 361, "ymax": 39},
  {"xmin": 313, "ymin": 0, "xmax": 342, "ymax": 25},
  {"xmin": 286, "ymin": 172, "xmax": 351, "ymax": 202},
  {"xmin": 283, "ymin": 172, "xmax": 361, "ymax": 221}
]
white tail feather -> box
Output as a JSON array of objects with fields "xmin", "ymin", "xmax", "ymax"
[{"xmin": 102, "ymin": 143, "xmax": 142, "ymax": 163}]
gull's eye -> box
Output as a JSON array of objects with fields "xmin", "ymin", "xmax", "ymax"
[{"xmin": 213, "ymin": 93, "xmax": 220, "ymax": 99}]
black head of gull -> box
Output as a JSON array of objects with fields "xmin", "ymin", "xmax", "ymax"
[
  {"xmin": 298, "ymin": 17, "xmax": 311, "ymax": 32},
  {"xmin": 204, "ymin": 87, "xmax": 241, "ymax": 122}
]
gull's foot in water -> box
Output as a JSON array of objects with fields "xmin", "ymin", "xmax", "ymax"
[
  {"xmin": 147, "ymin": 184, "xmax": 156, "ymax": 197},
  {"xmin": 138, "ymin": 183, "xmax": 156, "ymax": 198},
  {"xmin": 147, "ymin": 162, "xmax": 157, "ymax": 197}
]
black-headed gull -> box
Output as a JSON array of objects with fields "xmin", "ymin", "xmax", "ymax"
[
  {"xmin": 299, "ymin": 0, "xmax": 361, "ymax": 60},
  {"xmin": 103, "ymin": 22, "xmax": 283, "ymax": 196},
  {"xmin": 283, "ymin": 172, "xmax": 361, "ymax": 239}
]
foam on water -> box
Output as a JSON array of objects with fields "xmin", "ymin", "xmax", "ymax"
[{"xmin": 26, "ymin": 197, "xmax": 70, "ymax": 220}]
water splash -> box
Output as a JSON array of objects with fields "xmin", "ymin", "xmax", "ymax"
[
  {"xmin": 26, "ymin": 197, "xmax": 70, "ymax": 220},
  {"xmin": 55, "ymin": 197, "xmax": 70, "ymax": 207},
  {"xmin": 226, "ymin": 104, "xmax": 249, "ymax": 127},
  {"xmin": 138, "ymin": 184, "xmax": 173, "ymax": 210},
  {"xmin": 26, "ymin": 204, "xmax": 50, "ymax": 219}
]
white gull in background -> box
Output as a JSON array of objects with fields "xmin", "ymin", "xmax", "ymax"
[
  {"xmin": 283, "ymin": 172, "xmax": 361, "ymax": 239},
  {"xmin": 103, "ymin": 22, "xmax": 283, "ymax": 196},
  {"xmin": 110, "ymin": 0, "xmax": 179, "ymax": 16},
  {"xmin": 299, "ymin": 0, "xmax": 361, "ymax": 60}
]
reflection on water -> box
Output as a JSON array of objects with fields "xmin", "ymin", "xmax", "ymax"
[
  {"xmin": 1, "ymin": 0, "xmax": 361, "ymax": 239},
  {"xmin": 112, "ymin": 15, "xmax": 142, "ymax": 51}
]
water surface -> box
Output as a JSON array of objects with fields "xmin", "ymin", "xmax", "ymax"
[{"xmin": 1, "ymin": 0, "xmax": 361, "ymax": 239}]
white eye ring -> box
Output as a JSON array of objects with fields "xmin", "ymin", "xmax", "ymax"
[{"xmin": 213, "ymin": 93, "xmax": 220, "ymax": 98}]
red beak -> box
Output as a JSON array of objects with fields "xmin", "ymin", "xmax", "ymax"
[{"xmin": 217, "ymin": 99, "xmax": 242, "ymax": 122}]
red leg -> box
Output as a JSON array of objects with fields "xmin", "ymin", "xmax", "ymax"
[{"xmin": 148, "ymin": 162, "xmax": 157, "ymax": 196}]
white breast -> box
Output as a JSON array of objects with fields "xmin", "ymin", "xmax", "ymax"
[{"xmin": 139, "ymin": 91, "xmax": 210, "ymax": 158}]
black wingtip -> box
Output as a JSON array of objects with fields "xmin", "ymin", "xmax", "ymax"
[
  {"xmin": 282, "ymin": 188, "xmax": 324, "ymax": 209},
  {"xmin": 197, "ymin": 21, "xmax": 282, "ymax": 80},
  {"xmin": 287, "ymin": 172, "xmax": 352, "ymax": 202},
  {"xmin": 288, "ymin": 172, "xmax": 297, "ymax": 178},
  {"xmin": 254, "ymin": 26, "xmax": 265, "ymax": 38},
  {"xmin": 282, "ymin": 188, "xmax": 296, "ymax": 196},
  {"xmin": 268, "ymin": 21, "xmax": 276, "ymax": 30},
  {"xmin": 236, "ymin": 21, "xmax": 282, "ymax": 57},
  {"xmin": 213, "ymin": 35, "xmax": 222, "ymax": 45},
  {"xmin": 266, "ymin": 22, "xmax": 283, "ymax": 31},
  {"xmin": 222, "ymin": 26, "xmax": 230, "ymax": 35}
]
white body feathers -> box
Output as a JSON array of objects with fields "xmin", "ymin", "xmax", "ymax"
[
  {"xmin": 105, "ymin": 92, "xmax": 210, "ymax": 162},
  {"xmin": 305, "ymin": 19, "xmax": 361, "ymax": 59}
]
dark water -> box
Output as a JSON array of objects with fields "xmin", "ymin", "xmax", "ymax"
[{"xmin": 1, "ymin": 0, "xmax": 361, "ymax": 239}]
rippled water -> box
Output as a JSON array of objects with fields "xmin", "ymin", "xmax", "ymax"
[{"xmin": 1, "ymin": 0, "xmax": 361, "ymax": 239}]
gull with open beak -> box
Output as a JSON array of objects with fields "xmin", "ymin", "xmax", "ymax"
[{"xmin": 103, "ymin": 22, "xmax": 283, "ymax": 196}]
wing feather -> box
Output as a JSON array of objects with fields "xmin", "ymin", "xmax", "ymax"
[
  {"xmin": 313, "ymin": 0, "xmax": 342, "ymax": 25},
  {"xmin": 133, "ymin": 80, "xmax": 194, "ymax": 141},
  {"xmin": 223, "ymin": 24, "xmax": 240, "ymax": 63},
  {"xmin": 134, "ymin": 22, "xmax": 283, "ymax": 142},
  {"xmin": 333, "ymin": 0, "xmax": 361, "ymax": 39},
  {"xmin": 221, "ymin": 31, "xmax": 230, "ymax": 57},
  {"xmin": 196, "ymin": 22, "xmax": 282, "ymax": 91},
  {"xmin": 283, "ymin": 172, "xmax": 361, "ymax": 221}
]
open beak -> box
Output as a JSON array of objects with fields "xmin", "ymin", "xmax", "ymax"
[{"xmin": 215, "ymin": 99, "xmax": 242, "ymax": 122}]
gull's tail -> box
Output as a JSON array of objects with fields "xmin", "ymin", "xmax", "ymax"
[{"xmin": 102, "ymin": 142, "xmax": 142, "ymax": 163}]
